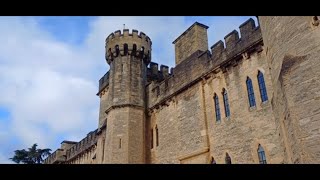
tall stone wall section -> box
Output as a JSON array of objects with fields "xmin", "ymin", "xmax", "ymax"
[
  {"xmin": 259, "ymin": 16, "xmax": 320, "ymax": 163},
  {"xmin": 146, "ymin": 18, "xmax": 284, "ymax": 163}
]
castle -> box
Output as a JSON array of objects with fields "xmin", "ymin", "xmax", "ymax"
[{"xmin": 44, "ymin": 16, "xmax": 320, "ymax": 164}]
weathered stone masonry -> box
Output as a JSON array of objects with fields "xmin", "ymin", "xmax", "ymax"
[{"xmin": 44, "ymin": 16, "xmax": 320, "ymax": 164}]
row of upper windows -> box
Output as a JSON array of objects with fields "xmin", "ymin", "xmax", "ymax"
[
  {"xmin": 211, "ymin": 144, "xmax": 267, "ymax": 164},
  {"xmin": 214, "ymin": 71, "xmax": 268, "ymax": 122}
]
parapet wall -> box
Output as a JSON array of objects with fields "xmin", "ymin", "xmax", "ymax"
[
  {"xmin": 146, "ymin": 62, "xmax": 171, "ymax": 83},
  {"xmin": 210, "ymin": 18, "xmax": 262, "ymax": 64},
  {"xmin": 146, "ymin": 18, "xmax": 263, "ymax": 110},
  {"xmin": 105, "ymin": 29, "xmax": 152, "ymax": 65},
  {"xmin": 65, "ymin": 129, "xmax": 98, "ymax": 161},
  {"xmin": 43, "ymin": 129, "xmax": 98, "ymax": 164},
  {"xmin": 43, "ymin": 148, "xmax": 65, "ymax": 164},
  {"xmin": 97, "ymin": 71, "xmax": 109, "ymax": 96}
]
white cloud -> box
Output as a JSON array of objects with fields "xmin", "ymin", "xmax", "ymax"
[
  {"xmin": 0, "ymin": 16, "xmax": 255, "ymax": 163},
  {"xmin": 0, "ymin": 17, "xmax": 100, "ymax": 156},
  {"xmin": 0, "ymin": 153, "xmax": 13, "ymax": 164}
]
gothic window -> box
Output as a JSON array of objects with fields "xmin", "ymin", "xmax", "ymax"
[
  {"xmin": 257, "ymin": 71, "xmax": 268, "ymax": 102},
  {"xmin": 246, "ymin": 77, "xmax": 256, "ymax": 107},
  {"xmin": 214, "ymin": 93, "xmax": 221, "ymax": 122},
  {"xmin": 225, "ymin": 153, "xmax": 232, "ymax": 164},
  {"xmin": 257, "ymin": 144, "xmax": 267, "ymax": 164},
  {"xmin": 222, "ymin": 88, "xmax": 230, "ymax": 118}
]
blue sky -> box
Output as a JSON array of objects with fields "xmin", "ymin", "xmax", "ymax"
[{"xmin": 0, "ymin": 16, "xmax": 257, "ymax": 163}]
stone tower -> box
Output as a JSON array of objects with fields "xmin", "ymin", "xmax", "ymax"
[
  {"xmin": 96, "ymin": 29, "xmax": 152, "ymax": 164},
  {"xmin": 259, "ymin": 16, "xmax": 320, "ymax": 163}
]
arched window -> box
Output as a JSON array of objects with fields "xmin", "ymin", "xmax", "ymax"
[
  {"xmin": 222, "ymin": 88, "xmax": 230, "ymax": 118},
  {"xmin": 257, "ymin": 71, "xmax": 268, "ymax": 102},
  {"xmin": 225, "ymin": 153, "xmax": 232, "ymax": 164},
  {"xmin": 214, "ymin": 94, "xmax": 221, "ymax": 122},
  {"xmin": 115, "ymin": 45, "xmax": 120, "ymax": 56},
  {"xmin": 246, "ymin": 77, "xmax": 256, "ymax": 107},
  {"xmin": 123, "ymin": 43, "xmax": 128, "ymax": 55},
  {"xmin": 132, "ymin": 44, "xmax": 137, "ymax": 55},
  {"xmin": 257, "ymin": 144, "xmax": 267, "ymax": 164}
]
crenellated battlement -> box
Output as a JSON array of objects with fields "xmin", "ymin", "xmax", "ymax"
[
  {"xmin": 65, "ymin": 129, "xmax": 98, "ymax": 161},
  {"xmin": 97, "ymin": 71, "xmax": 110, "ymax": 96},
  {"xmin": 105, "ymin": 29, "xmax": 152, "ymax": 65},
  {"xmin": 210, "ymin": 18, "xmax": 261, "ymax": 61},
  {"xmin": 44, "ymin": 129, "xmax": 98, "ymax": 164},
  {"xmin": 146, "ymin": 62, "xmax": 171, "ymax": 83},
  {"xmin": 98, "ymin": 18, "xmax": 263, "ymax": 111},
  {"xmin": 147, "ymin": 18, "xmax": 263, "ymax": 110}
]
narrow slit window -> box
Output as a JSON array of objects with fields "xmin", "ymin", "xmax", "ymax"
[{"xmin": 156, "ymin": 126, "xmax": 159, "ymax": 147}]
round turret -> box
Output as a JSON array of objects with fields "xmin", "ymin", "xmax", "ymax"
[{"xmin": 105, "ymin": 29, "xmax": 152, "ymax": 65}]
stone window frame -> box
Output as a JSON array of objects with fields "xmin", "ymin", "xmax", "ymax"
[
  {"xmin": 213, "ymin": 93, "xmax": 221, "ymax": 122},
  {"xmin": 246, "ymin": 77, "xmax": 256, "ymax": 108},
  {"xmin": 257, "ymin": 71, "xmax": 268, "ymax": 103},
  {"xmin": 257, "ymin": 144, "xmax": 267, "ymax": 164},
  {"xmin": 222, "ymin": 88, "xmax": 231, "ymax": 118}
]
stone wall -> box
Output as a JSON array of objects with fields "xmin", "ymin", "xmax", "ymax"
[
  {"xmin": 147, "ymin": 44, "xmax": 283, "ymax": 164},
  {"xmin": 259, "ymin": 16, "xmax": 320, "ymax": 163},
  {"xmin": 149, "ymin": 82, "xmax": 208, "ymax": 163},
  {"xmin": 65, "ymin": 130, "xmax": 98, "ymax": 164},
  {"xmin": 203, "ymin": 49, "xmax": 283, "ymax": 164},
  {"xmin": 146, "ymin": 19, "xmax": 284, "ymax": 164}
]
